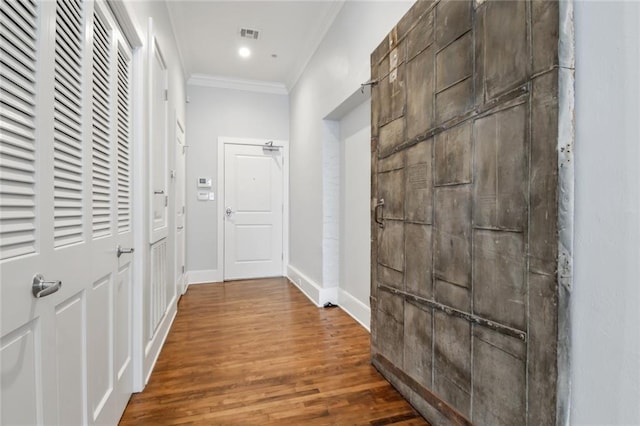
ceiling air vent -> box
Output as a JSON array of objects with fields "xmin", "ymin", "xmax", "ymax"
[{"xmin": 239, "ymin": 27, "xmax": 260, "ymax": 40}]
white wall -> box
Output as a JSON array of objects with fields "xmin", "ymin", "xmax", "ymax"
[
  {"xmin": 289, "ymin": 0, "xmax": 413, "ymax": 299},
  {"xmin": 338, "ymin": 99, "xmax": 372, "ymax": 329},
  {"xmin": 185, "ymin": 85, "xmax": 289, "ymax": 278},
  {"xmin": 572, "ymin": 2, "xmax": 640, "ymax": 424}
]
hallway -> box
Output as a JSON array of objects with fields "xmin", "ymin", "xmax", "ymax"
[{"xmin": 119, "ymin": 278, "xmax": 427, "ymax": 425}]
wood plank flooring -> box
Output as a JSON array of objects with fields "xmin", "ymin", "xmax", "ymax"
[{"xmin": 119, "ymin": 278, "xmax": 428, "ymax": 425}]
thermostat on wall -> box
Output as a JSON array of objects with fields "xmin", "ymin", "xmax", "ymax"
[{"xmin": 197, "ymin": 177, "xmax": 212, "ymax": 188}]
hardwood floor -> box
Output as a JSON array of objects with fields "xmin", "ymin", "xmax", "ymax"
[{"xmin": 119, "ymin": 278, "xmax": 428, "ymax": 425}]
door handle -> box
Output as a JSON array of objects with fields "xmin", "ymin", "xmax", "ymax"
[
  {"xmin": 32, "ymin": 274, "xmax": 62, "ymax": 298},
  {"xmin": 117, "ymin": 245, "xmax": 135, "ymax": 258},
  {"xmin": 374, "ymin": 198, "xmax": 385, "ymax": 228},
  {"xmin": 225, "ymin": 207, "xmax": 234, "ymax": 217},
  {"xmin": 177, "ymin": 226, "xmax": 184, "ymax": 230}
]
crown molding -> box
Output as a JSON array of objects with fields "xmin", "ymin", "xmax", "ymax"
[
  {"xmin": 188, "ymin": 74, "xmax": 288, "ymax": 95},
  {"xmin": 285, "ymin": 0, "xmax": 346, "ymax": 91}
]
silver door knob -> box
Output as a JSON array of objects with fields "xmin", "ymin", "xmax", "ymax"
[
  {"xmin": 32, "ymin": 274, "xmax": 62, "ymax": 298},
  {"xmin": 117, "ymin": 245, "xmax": 135, "ymax": 258},
  {"xmin": 225, "ymin": 207, "xmax": 233, "ymax": 217}
]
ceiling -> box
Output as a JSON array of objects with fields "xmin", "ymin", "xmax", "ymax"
[{"xmin": 166, "ymin": 1, "xmax": 345, "ymax": 91}]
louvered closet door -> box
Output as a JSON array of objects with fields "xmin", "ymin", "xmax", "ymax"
[
  {"xmin": 0, "ymin": 1, "xmax": 58, "ymax": 424},
  {"xmin": 85, "ymin": 3, "xmax": 134, "ymax": 424},
  {"xmin": 0, "ymin": 0, "xmax": 134, "ymax": 424}
]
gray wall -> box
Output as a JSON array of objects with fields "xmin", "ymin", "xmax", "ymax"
[
  {"xmin": 185, "ymin": 85, "xmax": 289, "ymax": 273},
  {"xmin": 339, "ymin": 100, "xmax": 372, "ymax": 320},
  {"xmin": 573, "ymin": 1, "xmax": 640, "ymax": 423}
]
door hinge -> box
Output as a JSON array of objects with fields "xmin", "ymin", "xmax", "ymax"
[
  {"xmin": 182, "ymin": 265, "xmax": 185, "ymax": 274},
  {"xmin": 164, "ymin": 89, "xmax": 168, "ymax": 101},
  {"xmin": 182, "ymin": 206, "xmax": 185, "ymax": 214},
  {"xmin": 165, "ymin": 195, "xmax": 168, "ymax": 207}
]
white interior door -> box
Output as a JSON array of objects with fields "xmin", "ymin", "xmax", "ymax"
[
  {"xmin": 82, "ymin": 5, "xmax": 136, "ymax": 423},
  {"xmin": 175, "ymin": 119, "xmax": 186, "ymax": 294},
  {"xmin": 149, "ymin": 37, "xmax": 168, "ymax": 244},
  {"xmin": 224, "ymin": 143, "xmax": 283, "ymax": 280},
  {"xmin": 1, "ymin": 1, "xmax": 133, "ymax": 424}
]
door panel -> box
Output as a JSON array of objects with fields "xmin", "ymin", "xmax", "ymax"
[
  {"xmin": 1, "ymin": 321, "xmax": 41, "ymax": 426},
  {"xmin": 115, "ymin": 263, "xmax": 132, "ymax": 378},
  {"xmin": 235, "ymin": 225, "xmax": 273, "ymax": 261},
  {"xmin": 55, "ymin": 294, "xmax": 86, "ymax": 426},
  {"xmin": 87, "ymin": 275, "xmax": 112, "ymax": 422},
  {"xmin": 224, "ymin": 144, "xmax": 283, "ymax": 280},
  {"xmin": 53, "ymin": 0, "xmax": 85, "ymax": 249}
]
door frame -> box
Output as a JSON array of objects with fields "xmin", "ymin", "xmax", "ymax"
[
  {"xmin": 216, "ymin": 137, "xmax": 289, "ymax": 281},
  {"xmin": 175, "ymin": 115, "xmax": 186, "ymax": 295}
]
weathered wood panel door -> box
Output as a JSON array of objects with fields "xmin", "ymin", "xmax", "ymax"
[{"xmin": 369, "ymin": 1, "xmax": 572, "ymax": 424}]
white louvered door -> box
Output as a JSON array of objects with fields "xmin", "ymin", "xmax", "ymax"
[
  {"xmin": 85, "ymin": 3, "xmax": 134, "ymax": 424},
  {"xmin": 1, "ymin": 1, "xmax": 134, "ymax": 424},
  {"xmin": 0, "ymin": 1, "xmax": 57, "ymax": 424},
  {"xmin": 112, "ymin": 32, "xmax": 134, "ymax": 423}
]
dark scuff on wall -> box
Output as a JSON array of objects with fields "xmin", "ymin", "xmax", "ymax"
[{"xmin": 369, "ymin": 0, "xmax": 574, "ymax": 424}]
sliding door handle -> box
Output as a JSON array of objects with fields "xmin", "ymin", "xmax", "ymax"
[{"xmin": 374, "ymin": 198, "xmax": 385, "ymax": 228}]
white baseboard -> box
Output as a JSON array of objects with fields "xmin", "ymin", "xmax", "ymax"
[
  {"xmin": 338, "ymin": 288, "xmax": 371, "ymax": 332},
  {"xmin": 186, "ymin": 269, "xmax": 223, "ymax": 285},
  {"xmin": 287, "ymin": 264, "xmax": 337, "ymax": 307}
]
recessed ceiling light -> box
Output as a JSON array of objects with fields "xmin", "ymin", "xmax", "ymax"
[{"xmin": 239, "ymin": 47, "xmax": 251, "ymax": 58}]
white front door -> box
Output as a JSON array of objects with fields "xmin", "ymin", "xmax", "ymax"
[
  {"xmin": 1, "ymin": 1, "xmax": 133, "ymax": 424},
  {"xmin": 224, "ymin": 144, "xmax": 283, "ymax": 280},
  {"xmin": 175, "ymin": 119, "xmax": 186, "ymax": 294}
]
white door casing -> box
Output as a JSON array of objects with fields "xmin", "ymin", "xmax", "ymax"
[
  {"xmin": 142, "ymin": 22, "xmax": 175, "ymax": 382},
  {"xmin": 175, "ymin": 118, "xmax": 186, "ymax": 294},
  {"xmin": 1, "ymin": 1, "xmax": 134, "ymax": 424},
  {"xmin": 222, "ymin": 141, "xmax": 287, "ymax": 280}
]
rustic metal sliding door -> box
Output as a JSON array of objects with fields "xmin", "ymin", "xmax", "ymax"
[{"xmin": 369, "ymin": 0, "xmax": 573, "ymax": 424}]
